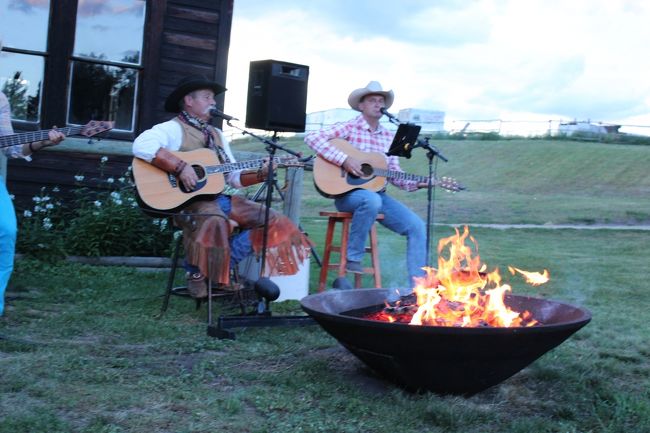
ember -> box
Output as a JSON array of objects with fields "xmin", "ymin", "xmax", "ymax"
[{"xmin": 365, "ymin": 226, "xmax": 549, "ymax": 327}]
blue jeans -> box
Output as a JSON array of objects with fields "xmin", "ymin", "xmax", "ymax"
[
  {"xmin": 184, "ymin": 195, "xmax": 252, "ymax": 275},
  {"xmin": 0, "ymin": 178, "xmax": 17, "ymax": 315},
  {"xmin": 335, "ymin": 189, "xmax": 426, "ymax": 287}
]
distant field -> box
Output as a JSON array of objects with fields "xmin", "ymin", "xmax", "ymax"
[{"xmin": 230, "ymin": 135, "xmax": 650, "ymax": 225}]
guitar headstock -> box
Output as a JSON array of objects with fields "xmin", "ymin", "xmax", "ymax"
[
  {"xmin": 438, "ymin": 176, "xmax": 466, "ymax": 192},
  {"xmin": 80, "ymin": 120, "xmax": 115, "ymax": 138}
]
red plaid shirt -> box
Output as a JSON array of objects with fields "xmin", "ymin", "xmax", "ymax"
[{"xmin": 304, "ymin": 115, "xmax": 417, "ymax": 191}]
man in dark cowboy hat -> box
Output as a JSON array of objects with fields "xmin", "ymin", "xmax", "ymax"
[
  {"xmin": 133, "ymin": 75, "xmax": 310, "ymax": 297},
  {"xmin": 305, "ymin": 81, "xmax": 427, "ymax": 289}
]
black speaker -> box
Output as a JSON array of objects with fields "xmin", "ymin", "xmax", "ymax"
[{"xmin": 245, "ymin": 59, "xmax": 309, "ymax": 132}]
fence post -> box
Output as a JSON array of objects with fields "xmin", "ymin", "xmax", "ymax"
[{"xmin": 283, "ymin": 167, "xmax": 304, "ymax": 225}]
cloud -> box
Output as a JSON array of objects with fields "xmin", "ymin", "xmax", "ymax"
[
  {"xmin": 7, "ymin": 0, "xmax": 48, "ymax": 13},
  {"xmin": 226, "ymin": 0, "xmax": 650, "ymax": 127}
]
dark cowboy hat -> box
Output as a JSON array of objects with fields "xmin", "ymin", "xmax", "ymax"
[{"xmin": 164, "ymin": 74, "xmax": 226, "ymax": 112}]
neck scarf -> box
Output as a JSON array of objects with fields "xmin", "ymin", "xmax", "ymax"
[{"xmin": 177, "ymin": 110, "xmax": 230, "ymax": 163}]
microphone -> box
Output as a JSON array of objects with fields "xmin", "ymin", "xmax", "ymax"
[
  {"xmin": 380, "ymin": 107, "xmax": 399, "ymax": 122},
  {"xmin": 209, "ymin": 107, "xmax": 239, "ymax": 122}
]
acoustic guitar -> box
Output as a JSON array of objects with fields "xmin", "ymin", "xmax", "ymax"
[
  {"xmin": 132, "ymin": 147, "xmax": 303, "ymax": 212},
  {"xmin": 0, "ymin": 120, "xmax": 114, "ymax": 149},
  {"xmin": 312, "ymin": 138, "xmax": 464, "ymax": 197}
]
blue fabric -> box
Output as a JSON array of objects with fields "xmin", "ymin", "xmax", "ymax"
[
  {"xmin": 0, "ymin": 177, "xmax": 17, "ymax": 315},
  {"xmin": 184, "ymin": 195, "xmax": 253, "ymax": 274},
  {"xmin": 334, "ymin": 189, "xmax": 426, "ymax": 287}
]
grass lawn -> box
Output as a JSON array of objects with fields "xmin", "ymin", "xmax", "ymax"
[
  {"xmin": 2, "ymin": 138, "xmax": 650, "ymax": 432},
  {"xmin": 234, "ymin": 136, "xmax": 650, "ymax": 225},
  {"xmin": 2, "ymin": 228, "xmax": 649, "ymax": 432}
]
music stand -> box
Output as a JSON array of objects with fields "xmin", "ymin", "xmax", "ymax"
[{"xmin": 386, "ymin": 123, "xmax": 421, "ymax": 158}]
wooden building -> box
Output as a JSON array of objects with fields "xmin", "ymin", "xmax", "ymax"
[{"xmin": 1, "ymin": 0, "xmax": 234, "ymax": 210}]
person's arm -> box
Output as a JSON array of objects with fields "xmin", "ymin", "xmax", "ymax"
[
  {"xmin": 133, "ymin": 120, "xmax": 199, "ymax": 190},
  {"xmin": 304, "ymin": 121, "xmax": 352, "ymax": 166},
  {"xmin": 215, "ymin": 128, "xmax": 268, "ymax": 188},
  {"xmin": 132, "ymin": 120, "xmax": 185, "ymax": 161},
  {"xmin": 386, "ymin": 154, "xmax": 420, "ymax": 191},
  {"xmin": 22, "ymin": 128, "xmax": 66, "ymax": 156}
]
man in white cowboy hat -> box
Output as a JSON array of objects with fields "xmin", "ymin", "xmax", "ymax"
[
  {"xmin": 133, "ymin": 75, "xmax": 311, "ymax": 298},
  {"xmin": 305, "ymin": 81, "xmax": 427, "ymax": 288}
]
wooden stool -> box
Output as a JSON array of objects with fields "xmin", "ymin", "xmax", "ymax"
[{"xmin": 318, "ymin": 211, "xmax": 383, "ymax": 292}]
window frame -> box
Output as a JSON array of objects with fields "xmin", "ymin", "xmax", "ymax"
[{"xmin": 2, "ymin": 0, "xmax": 155, "ymax": 140}]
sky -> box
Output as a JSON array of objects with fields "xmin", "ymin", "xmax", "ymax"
[{"xmin": 223, "ymin": 0, "xmax": 650, "ymax": 134}]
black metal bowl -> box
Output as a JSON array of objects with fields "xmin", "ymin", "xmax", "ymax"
[{"xmin": 301, "ymin": 288, "xmax": 591, "ymax": 395}]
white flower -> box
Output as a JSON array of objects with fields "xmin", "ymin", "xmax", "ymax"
[
  {"xmin": 110, "ymin": 191, "xmax": 121, "ymax": 199},
  {"xmin": 33, "ymin": 196, "xmax": 42, "ymax": 203},
  {"xmin": 23, "ymin": 210, "xmax": 33, "ymax": 217},
  {"xmin": 101, "ymin": 156, "xmax": 108, "ymax": 163},
  {"xmin": 107, "ymin": 177, "xmax": 114, "ymax": 183},
  {"xmin": 43, "ymin": 218, "xmax": 53, "ymax": 230},
  {"xmin": 114, "ymin": 199, "xmax": 123, "ymax": 205},
  {"xmin": 46, "ymin": 203, "xmax": 54, "ymax": 209},
  {"xmin": 34, "ymin": 205, "xmax": 44, "ymax": 212},
  {"xmin": 9, "ymin": 194, "xmax": 15, "ymax": 200},
  {"xmin": 118, "ymin": 177, "xmax": 125, "ymax": 183},
  {"xmin": 92, "ymin": 211, "xmax": 99, "ymax": 216},
  {"xmin": 42, "ymin": 195, "xmax": 50, "ymax": 202},
  {"xmin": 52, "ymin": 186, "xmax": 60, "ymax": 192},
  {"xmin": 75, "ymin": 175, "xmax": 85, "ymax": 181},
  {"xmin": 94, "ymin": 200, "xmax": 102, "ymax": 207}
]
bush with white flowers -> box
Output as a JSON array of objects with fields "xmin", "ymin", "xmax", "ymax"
[{"xmin": 15, "ymin": 155, "xmax": 174, "ymax": 260}]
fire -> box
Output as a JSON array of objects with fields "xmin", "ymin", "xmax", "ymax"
[
  {"xmin": 508, "ymin": 266, "xmax": 550, "ymax": 285},
  {"xmin": 405, "ymin": 226, "xmax": 543, "ymax": 328}
]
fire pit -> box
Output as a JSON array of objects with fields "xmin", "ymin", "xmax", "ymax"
[
  {"xmin": 301, "ymin": 288, "xmax": 591, "ymax": 395},
  {"xmin": 302, "ymin": 227, "xmax": 591, "ymax": 395}
]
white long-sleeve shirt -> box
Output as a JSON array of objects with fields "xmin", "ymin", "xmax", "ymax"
[{"xmin": 132, "ymin": 119, "xmax": 244, "ymax": 188}]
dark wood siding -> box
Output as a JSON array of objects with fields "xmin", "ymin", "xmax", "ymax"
[
  {"xmin": 6, "ymin": 0, "xmax": 234, "ymax": 210},
  {"xmin": 138, "ymin": 0, "xmax": 233, "ymax": 133},
  {"xmin": 7, "ymin": 150, "xmax": 133, "ymax": 212}
]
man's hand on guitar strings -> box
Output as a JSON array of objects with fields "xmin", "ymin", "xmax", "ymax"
[
  {"xmin": 178, "ymin": 164, "xmax": 199, "ymax": 191},
  {"xmin": 342, "ymin": 156, "xmax": 363, "ymax": 177}
]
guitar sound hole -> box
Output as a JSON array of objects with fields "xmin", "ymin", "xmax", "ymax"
[
  {"xmin": 360, "ymin": 164, "xmax": 373, "ymax": 177},
  {"xmin": 192, "ymin": 165, "xmax": 206, "ymax": 180}
]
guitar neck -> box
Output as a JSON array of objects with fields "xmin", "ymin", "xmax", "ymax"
[
  {"xmin": 0, "ymin": 125, "xmax": 81, "ymax": 149},
  {"xmin": 373, "ymin": 168, "xmax": 430, "ymax": 185},
  {"xmin": 205, "ymin": 157, "xmax": 291, "ymax": 175}
]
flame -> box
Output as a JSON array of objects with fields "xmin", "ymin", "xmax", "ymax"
[
  {"xmin": 407, "ymin": 226, "xmax": 539, "ymax": 328},
  {"xmin": 508, "ymin": 266, "xmax": 550, "ymax": 285}
]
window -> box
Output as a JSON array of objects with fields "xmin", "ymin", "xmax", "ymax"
[
  {"xmin": 69, "ymin": 0, "xmax": 145, "ymax": 132},
  {"xmin": 0, "ymin": 0, "xmax": 50, "ymax": 122},
  {"xmin": 0, "ymin": 0, "xmax": 146, "ymax": 134}
]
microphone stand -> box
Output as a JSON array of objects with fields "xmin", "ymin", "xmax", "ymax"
[
  {"xmin": 413, "ymin": 136, "xmax": 447, "ymax": 265},
  {"xmin": 384, "ymin": 115, "xmax": 448, "ymax": 266},
  {"xmin": 206, "ymin": 118, "xmax": 314, "ymax": 340}
]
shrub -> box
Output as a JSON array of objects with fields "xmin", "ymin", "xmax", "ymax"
[{"xmin": 15, "ymin": 156, "xmax": 174, "ymax": 260}]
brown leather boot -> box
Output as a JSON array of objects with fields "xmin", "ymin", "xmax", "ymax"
[{"xmin": 186, "ymin": 272, "xmax": 207, "ymax": 298}]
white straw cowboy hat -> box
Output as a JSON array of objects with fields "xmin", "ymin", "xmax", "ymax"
[{"xmin": 347, "ymin": 81, "xmax": 394, "ymax": 111}]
